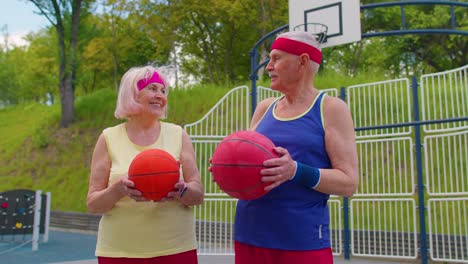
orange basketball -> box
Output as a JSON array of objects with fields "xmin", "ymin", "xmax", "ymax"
[
  {"xmin": 128, "ymin": 149, "xmax": 180, "ymax": 201},
  {"xmin": 209, "ymin": 130, "xmax": 278, "ymax": 200}
]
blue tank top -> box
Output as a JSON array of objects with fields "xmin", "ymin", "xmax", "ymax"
[{"xmin": 234, "ymin": 92, "xmax": 332, "ymax": 250}]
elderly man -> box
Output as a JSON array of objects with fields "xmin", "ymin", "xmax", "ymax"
[{"xmin": 234, "ymin": 30, "xmax": 359, "ymax": 264}]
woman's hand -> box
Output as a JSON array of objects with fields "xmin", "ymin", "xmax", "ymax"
[
  {"xmin": 163, "ymin": 181, "xmax": 189, "ymax": 205},
  {"xmin": 117, "ymin": 175, "xmax": 146, "ymax": 201}
]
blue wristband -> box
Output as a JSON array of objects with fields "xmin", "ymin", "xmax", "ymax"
[{"xmin": 290, "ymin": 161, "xmax": 321, "ymax": 189}]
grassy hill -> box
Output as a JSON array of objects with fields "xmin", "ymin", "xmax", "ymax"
[{"xmin": 0, "ymin": 71, "xmax": 386, "ymax": 212}]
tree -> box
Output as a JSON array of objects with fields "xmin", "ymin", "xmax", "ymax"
[
  {"xmin": 29, "ymin": 0, "xmax": 86, "ymax": 127},
  {"xmin": 0, "ymin": 47, "xmax": 22, "ymax": 106},
  {"xmin": 329, "ymin": 1, "xmax": 468, "ymax": 77},
  {"xmin": 164, "ymin": 0, "xmax": 287, "ymax": 85},
  {"xmin": 24, "ymin": 29, "xmax": 59, "ymax": 104}
]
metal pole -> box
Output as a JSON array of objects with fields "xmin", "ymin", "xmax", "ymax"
[
  {"xmin": 340, "ymin": 86, "xmax": 351, "ymax": 260},
  {"xmin": 249, "ymin": 49, "xmax": 258, "ymax": 117},
  {"xmin": 412, "ymin": 75, "xmax": 428, "ymax": 264},
  {"xmin": 249, "ymin": 25, "xmax": 288, "ymax": 116},
  {"xmin": 32, "ymin": 190, "xmax": 42, "ymax": 251},
  {"xmin": 43, "ymin": 192, "xmax": 52, "ymax": 243}
]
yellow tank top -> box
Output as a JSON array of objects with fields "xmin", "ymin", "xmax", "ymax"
[{"xmin": 95, "ymin": 122, "xmax": 197, "ymax": 258}]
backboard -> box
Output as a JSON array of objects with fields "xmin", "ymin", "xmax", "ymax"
[{"xmin": 289, "ymin": 0, "xmax": 361, "ymax": 48}]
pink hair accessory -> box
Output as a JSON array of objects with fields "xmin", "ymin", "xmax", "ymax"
[
  {"xmin": 137, "ymin": 71, "xmax": 165, "ymax": 91},
  {"xmin": 271, "ymin": 37, "xmax": 322, "ymax": 64}
]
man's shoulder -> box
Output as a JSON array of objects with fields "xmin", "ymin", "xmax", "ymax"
[
  {"xmin": 259, "ymin": 97, "xmax": 278, "ymax": 108},
  {"xmin": 322, "ymin": 94, "xmax": 353, "ymax": 127},
  {"xmin": 323, "ymin": 94, "xmax": 348, "ymax": 110}
]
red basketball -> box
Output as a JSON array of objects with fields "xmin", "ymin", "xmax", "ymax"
[
  {"xmin": 128, "ymin": 149, "xmax": 180, "ymax": 201},
  {"xmin": 209, "ymin": 130, "xmax": 278, "ymax": 200}
]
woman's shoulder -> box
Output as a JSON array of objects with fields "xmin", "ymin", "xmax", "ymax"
[
  {"xmin": 161, "ymin": 121, "xmax": 183, "ymax": 133},
  {"xmin": 102, "ymin": 122, "xmax": 126, "ymax": 134}
]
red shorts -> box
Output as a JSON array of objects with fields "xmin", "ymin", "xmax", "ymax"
[
  {"xmin": 235, "ymin": 241, "xmax": 333, "ymax": 264},
  {"xmin": 97, "ymin": 249, "xmax": 198, "ymax": 264}
]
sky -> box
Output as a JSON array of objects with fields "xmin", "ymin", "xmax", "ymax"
[
  {"xmin": 0, "ymin": 0, "xmax": 49, "ymax": 47},
  {"xmin": 0, "ymin": 1, "xmax": 188, "ymax": 86}
]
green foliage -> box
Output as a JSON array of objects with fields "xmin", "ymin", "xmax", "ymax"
[
  {"xmin": 32, "ymin": 129, "xmax": 51, "ymax": 149},
  {"xmin": 0, "ymin": 28, "xmax": 58, "ymax": 106},
  {"xmin": 2, "ymin": 0, "xmax": 466, "ymax": 110},
  {"xmin": 166, "ymin": 0, "xmax": 288, "ymax": 85},
  {"xmin": 358, "ymin": 2, "xmax": 468, "ymax": 75},
  {"xmin": 0, "ymin": 47, "xmax": 28, "ymax": 105},
  {"xmin": 74, "ymin": 88, "xmax": 119, "ymax": 127}
]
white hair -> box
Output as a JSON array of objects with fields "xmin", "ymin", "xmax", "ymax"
[
  {"xmin": 114, "ymin": 65, "xmax": 169, "ymax": 120},
  {"xmin": 276, "ymin": 30, "xmax": 321, "ymax": 75}
]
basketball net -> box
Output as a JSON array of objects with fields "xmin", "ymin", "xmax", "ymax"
[{"xmin": 293, "ymin": 23, "xmax": 328, "ymax": 44}]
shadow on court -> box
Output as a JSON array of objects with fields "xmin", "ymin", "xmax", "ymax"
[{"xmin": 0, "ymin": 229, "xmax": 415, "ymax": 264}]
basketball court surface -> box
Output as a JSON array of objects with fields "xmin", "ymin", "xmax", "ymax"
[{"xmin": 0, "ymin": 229, "xmax": 414, "ymax": 264}]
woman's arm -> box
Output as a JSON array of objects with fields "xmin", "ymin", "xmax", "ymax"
[
  {"xmin": 172, "ymin": 130, "xmax": 204, "ymax": 206},
  {"xmin": 86, "ymin": 133, "xmax": 141, "ymax": 213}
]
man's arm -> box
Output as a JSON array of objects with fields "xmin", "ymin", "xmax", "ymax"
[{"xmin": 315, "ymin": 96, "xmax": 359, "ymax": 197}]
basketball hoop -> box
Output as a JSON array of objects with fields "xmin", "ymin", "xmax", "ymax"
[{"xmin": 293, "ymin": 23, "xmax": 328, "ymax": 44}]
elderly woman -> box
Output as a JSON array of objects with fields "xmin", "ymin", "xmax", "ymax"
[
  {"xmin": 234, "ymin": 31, "xmax": 359, "ymax": 264},
  {"xmin": 87, "ymin": 65, "xmax": 204, "ymax": 264}
]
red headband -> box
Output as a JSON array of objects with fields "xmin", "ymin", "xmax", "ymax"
[
  {"xmin": 271, "ymin": 37, "xmax": 322, "ymax": 64},
  {"xmin": 137, "ymin": 71, "xmax": 165, "ymax": 91}
]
